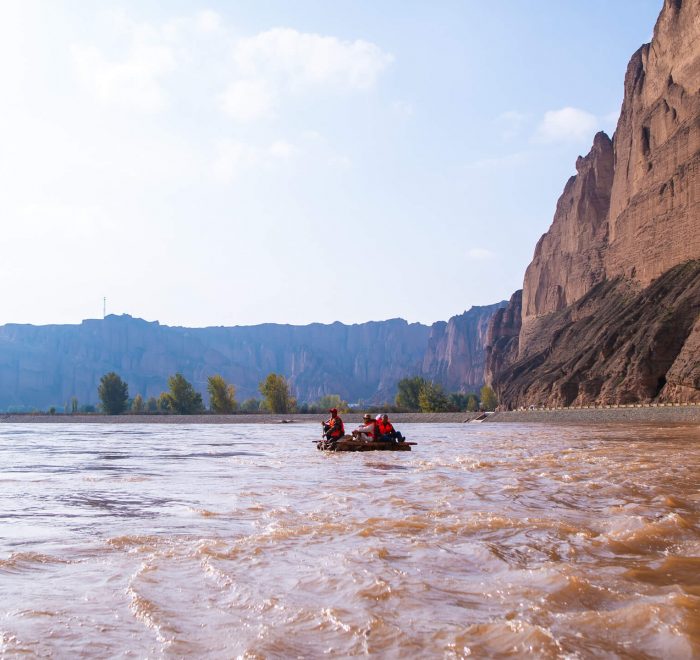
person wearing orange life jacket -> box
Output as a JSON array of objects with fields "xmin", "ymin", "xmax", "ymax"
[
  {"xmin": 377, "ymin": 413, "xmax": 405, "ymax": 443},
  {"xmin": 322, "ymin": 408, "xmax": 345, "ymax": 441},
  {"xmin": 352, "ymin": 413, "xmax": 379, "ymax": 442}
]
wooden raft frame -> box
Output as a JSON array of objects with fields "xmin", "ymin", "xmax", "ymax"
[{"xmin": 316, "ymin": 435, "xmax": 416, "ymax": 452}]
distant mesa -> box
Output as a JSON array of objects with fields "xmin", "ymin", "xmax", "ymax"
[{"xmin": 0, "ymin": 304, "xmax": 504, "ymax": 411}]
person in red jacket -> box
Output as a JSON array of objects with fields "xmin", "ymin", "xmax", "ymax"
[
  {"xmin": 377, "ymin": 413, "xmax": 405, "ymax": 443},
  {"xmin": 322, "ymin": 408, "xmax": 345, "ymax": 441}
]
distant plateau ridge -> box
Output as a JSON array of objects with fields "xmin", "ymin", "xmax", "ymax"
[{"xmin": 0, "ymin": 304, "xmax": 504, "ymax": 410}]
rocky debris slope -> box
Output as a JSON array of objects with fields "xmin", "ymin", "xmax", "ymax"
[
  {"xmin": 493, "ymin": 261, "xmax": 700, "ymax": 407},
  {"xmin": 487, "ymin": 0, "xmax": 700, "ymax": 407}
]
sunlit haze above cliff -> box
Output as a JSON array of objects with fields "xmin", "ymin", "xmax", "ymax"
[{"xmin": 0, "ymin": 0, "xmax": 661, "ymax": 327}]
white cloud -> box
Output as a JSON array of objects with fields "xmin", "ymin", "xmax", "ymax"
[
  {"xmin": 268, "ymin": 140, "xmax": 298, "ymax": 159},
  {"xmin": 196, "ymin": 10, "xmax": 222, "ymax": 33},
  {"xmin": 495, "ymin": 110, "xmax": 527, "ymax": 140},
  {"xmin": 71, "ymin": 24, "xmax": 176, "ymax": 112},
  {"xmin": 212, "ymin": 139, "xmax": 300, "ymax": 182},
  {"xmin": 233, "ymin": 28, "xmax": 394, "ymax": 92},
  {"xmin": 71, "ymin": 16, "xmax": 392, "ymax": 122},
  {"xmin": 220, "ymin": 78, "xmax": 276, "ymax": 121},
  {"xmin": 534, "ymin": 107, "xmax": 599, "ymax": 144},
  {"xmin": 466, "ymin": 247, "xmax": 496, "ymax": 260}
]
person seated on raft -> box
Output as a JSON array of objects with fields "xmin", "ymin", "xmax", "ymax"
[
  {"xmin": 352, "ymin": 413, "xmax": 378, "ymax": 442},
  {"xmin": 377, "ymin": 413, "xmax": 405, "ymax": 443},
  {"xmin": 322, "ymin": 407, "xmax": 345, "ymax": 441}
]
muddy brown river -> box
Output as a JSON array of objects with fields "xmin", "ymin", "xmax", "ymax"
[{"xmin": 1, "ymin": 422, "xmax": 699, "ymax": 658}]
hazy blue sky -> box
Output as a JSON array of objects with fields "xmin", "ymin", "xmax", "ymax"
[{"xmin": 0, "ymin": 1, "xmax": 662, "ymax": 327}]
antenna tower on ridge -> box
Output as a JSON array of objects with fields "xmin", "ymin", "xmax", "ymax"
[{"xmin": 103, "ymin": 297, "xmax": 106, "ymax": 319}]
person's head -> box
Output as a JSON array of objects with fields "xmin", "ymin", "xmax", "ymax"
[
  {"xmin": 382, "ymin": 413, "xmax": 389, "ymax": 421},
  {"xmin": 329, "ymin": 408, "xmax": 338, "ymax": 417},
  {"xmin": 363, "ymin": 413, "xmax": 372, "ymax": 422}
]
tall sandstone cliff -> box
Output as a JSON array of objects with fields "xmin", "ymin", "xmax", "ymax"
[
  {"xmin": 0, "ymin": 303, "xmax": 505, "ymax": 411},
  {"xmin": 421, "ymin": 304, "xmax": 504, "ymax": 392},
  {"xmin": 487, "ymin": 0, "xmax": 700, "ymax": 407}
]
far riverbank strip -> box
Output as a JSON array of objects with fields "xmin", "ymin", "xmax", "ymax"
[
  {"xmin": 1, "ymin": 407, "xmax": 699, "ymax": 424},
  {"xmin": 0, "ymin": 412, "xmax": 479, "ymax": 424}
]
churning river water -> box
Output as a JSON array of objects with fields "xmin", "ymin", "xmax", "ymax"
[{"xmin": 1, "ymin": 422, "xmax": 699, "ymax": 658}]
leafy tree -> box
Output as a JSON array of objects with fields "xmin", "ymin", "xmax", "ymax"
[
  {"xmin": 132, "ymin": 394, "xmax": 144, "ymax": 413},
  {"xmin": 98, "ymin": 372, "xmax": 129, "ymax": 415},
  {"xmin": 164, "ymin": 373, "xmax": 204, "ymax": 414},
  {"xmin": 395, "ymin": 376, "xmax": 427, "ymax": 411},
  {"xmin": 71, "ymin": 397, "xmax": 78, "ymax": 414},
  {"xmin": 448, "ymin": 392, "xmax": 469, "ymax": 412},
  {"xmin": 207, "ymin": 375, "xmax": 237, "ymax": 413},
  {"xmin": 418, "ymin": 381, "xmax": 450, "ymax": 412},
  {"xmin": 259, "ymin": 373, "xmax": 296, "ymax": 414},
  {"xmin": 157, "ymin": 392, "xmax": 171, "ymax": 412},
  {"xmin": 146, "ymin": 396, "xmax": 158, "ymax": 412},
  {"xmin": 240, "ymin": 397, "xmax": 262, "ymax": 413},
  {"xmin": 314, "ymin": 394, "xmax": 349, "ymax": 413},
  {"xmin": 466, "ymin": 394, "xmax": 479, "ymax": 412},
  {"xmin": 480, "ymin": 385, "xmax": 498, "ymax": 411},
  {"xmin": 48, "ymin": 406, "xmax": 56, "ymax": 415}
]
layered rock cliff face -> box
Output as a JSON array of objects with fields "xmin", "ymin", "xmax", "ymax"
[
  {"xmin": 421, "ymin": 303, "xmax": 506, "ymax": 392},
  {"xmin": 607, "ymin": 0, "xmax": 700, "ymax": 284},
  {"xmin": 484, "ymin": 290, "xmax": 522, "ymax": 386},
  {"xmin": 520, "ymin": 133, "xmax": 613, "ymax": 346},
  {"xmin": 487, "ymin": 0, "xmax": 700, "ymax": 406},
  {"xmin": 0, "ymin": 303, "xmax": 505, "ymax": 410}
]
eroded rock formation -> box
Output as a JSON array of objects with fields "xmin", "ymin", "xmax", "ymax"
[
  {"xmin": 421, "ymin": 303, "xmax": 506, "ymax": 393},
  {"xmin": 484, "ymin": 290, "xmax": 522, "ymax": 387},
  {"xmin": 607, "ymin": 0, "xmax": 700, "ymax": 284},
  {"xmin": 0, "ymin": 303, "xmax": 505, "ymax": 411},
  {"xmin": 520, "ymin": 133, "xmax": 613, "ymax": 348},
  {"xmin": 487, "ymin": 0, "xmax": 700, "ymax": 406}
]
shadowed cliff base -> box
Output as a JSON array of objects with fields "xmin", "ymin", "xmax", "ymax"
[{"xmin": 490, "ymin": 260, "xmax": 700, "ymax": 409}]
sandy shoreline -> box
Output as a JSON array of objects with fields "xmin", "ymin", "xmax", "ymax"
[{"xmin": 1, "ymin": 407, "xmax": 699, "ymax": 424}]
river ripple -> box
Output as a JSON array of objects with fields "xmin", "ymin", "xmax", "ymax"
[{"xmin": 0, "ymin": 422, "xmax": 699, "ymax": 658}]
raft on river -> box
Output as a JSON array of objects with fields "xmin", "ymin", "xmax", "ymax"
[{"xmin": 316, "ymin": 435, "xmax": 416, "ymax": 452}]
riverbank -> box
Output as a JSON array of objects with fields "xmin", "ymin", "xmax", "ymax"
[
  {"xmin": 0, "ymin": 412, "xmax": 479, "ymax": 424},
  {"xmin": 487, "ymin": 405, "xmax": 700, "ymax": 424},
  {"xmin": 2, "ymin": 406, "xmax": 700, "ymax": 424}
]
